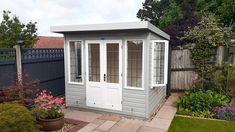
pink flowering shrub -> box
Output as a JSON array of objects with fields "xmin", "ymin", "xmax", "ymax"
[
  {"xmin": 213, "ymin": 103, "xmax": 235, "ymax": 121},
  {"xmin": 33, "ymin": 90, "xmax": 65, "ymax": 119},
  {"xmin": 192, "ymin": 73, "xmax": 199, "ymax": 81}
]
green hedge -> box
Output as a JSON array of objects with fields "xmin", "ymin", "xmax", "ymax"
[{"xmin": 0, "ymin": 103, "xmax": 38, "ymax": 132}]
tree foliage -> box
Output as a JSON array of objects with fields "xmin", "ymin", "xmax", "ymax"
[
  {"xmin": 137, "ymin": 0, "xmax": 171, "ymax": 26},
  {"xmin": 0, "ymin": 10, "xmax": 37, "ymax": 48},
  {"xmin": 202, "ymin": 0, "xmax": 235, "ymax": 29},
  {"xmin": 137, "ymin": 0, "xmax": 235, "ymax": 47},
  {"xmin": 158, "ymin": 1, "xmax": 183, "ymax": 28},
  {"xmin": 163, "ymin": 3, "xmax": 199, "ymax": 47}
]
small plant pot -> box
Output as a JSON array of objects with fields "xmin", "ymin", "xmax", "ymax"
[{"xmin": 37, "ymin": 116, "xmax": 64, "ymax": 131}]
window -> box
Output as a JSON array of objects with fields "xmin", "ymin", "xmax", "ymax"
[
  {"xmin": 69, "ymin": 41, "xmax": 83, "ymax": 83},
  {"xmin": 126, "ymin": 40, "xmax": 143, "ymax": 88},
  {"xmin": 152, "ymin": 40, "xmax": 168, "ymax": 87}
]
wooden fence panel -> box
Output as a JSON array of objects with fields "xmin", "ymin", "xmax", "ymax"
[
  {"xmin": 171, "ymin": 49, "xmax": 196, "ymax": 90},
  {"xmin": 170, "ymin": 46, "xmax": 227, "ymax": 90}
]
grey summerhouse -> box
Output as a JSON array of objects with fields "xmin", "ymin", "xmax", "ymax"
[{"xmin": 51, "ymin": 21, "xmax": 170, "ymax": 118}]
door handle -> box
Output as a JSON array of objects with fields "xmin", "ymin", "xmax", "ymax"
[{"xmin": 104, "ymin": 74, "xmax": 106, "ymax": 81}]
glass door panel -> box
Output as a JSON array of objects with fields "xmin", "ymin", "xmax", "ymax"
[
  {"xmin": 88, "ymin": 44, "xmax": 100, "ymax": 82},
  {"xmin": 106, "ymin": 43, "xmax": 119, "ymax": 83}
]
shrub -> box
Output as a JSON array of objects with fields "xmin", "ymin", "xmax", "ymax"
[
  {"xmin": 0, "ymin": 103, "xmax": 38, "ymax": 132},
  {"xmin": 231, "ymin": 97, "xmax": 235, "ymax": 104},
  {"xmin": 0, "ymin": 73, "xmax": 40, "ymax": 107},
  {"xmin": 177, "ymin": 90, "xmax": 229, "ymax": 117},
  {"xmin": 213, "ymin": 103, "xmax": 235, "ymax": 121},
  {"xmin": 191, "ymin": 64, "xmax": 235, "ymax": 96},
  {"xmin": 184, "ymin": 13, "xmax": 232, "ymax": 80}
]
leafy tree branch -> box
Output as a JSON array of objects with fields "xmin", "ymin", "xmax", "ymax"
[{"xmin": 0, "ymin": 10, "xmax": 38, "ymax": 48}]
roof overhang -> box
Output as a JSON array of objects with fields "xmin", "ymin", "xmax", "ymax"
[{"xmin": 51, "ymin": 21, "xmax": 170, "ymax": 40}]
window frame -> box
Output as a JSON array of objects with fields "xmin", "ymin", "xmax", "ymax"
[
  {"xmin": 124, "ymin": 39, "xmax": 145, "ymax": 90},
  {"xmin": 151, "ymin": 40, "xmax": 169, "ymax": 88},
  {"xmin": 67, "ymin": 40, "xmax": 84, "ymax": 85}
]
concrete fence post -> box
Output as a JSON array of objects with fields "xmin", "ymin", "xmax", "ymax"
[
  {"xmin": 14, "ymin": 45, "xmax": 22, "ymax": 85},
  {"xmin": 216, "ymin": 46, "xmax": 224, "ymax": 65}
]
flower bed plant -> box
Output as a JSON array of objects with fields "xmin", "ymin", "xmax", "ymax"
[
  {"xmin": 33, "ymin": 90, "xmax": 65, "ymax": 119},
  {"xmin": 177, "ymin": 90, "xmax": 229, "ymax": 117},
  {"xmin": 213, "ymin": 103, "xmax": 235, "ymax": 121}
]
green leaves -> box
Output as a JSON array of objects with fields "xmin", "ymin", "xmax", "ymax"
[
  {"xmin": 39, "ymin": 108, "xmax": 64, "ymax": 119},
  {"xmin": 0, "ymin": 103, "xmax": 38, "ymax": 132},
  {"xmin": 0, "ymin": 10, "xmax": 37, "ymax": 48},
  {"xmin": 137, "ymin": 0, "xmax": 171, "ymax": 25},
  {"xmin": 184, "ymin": 13, "xmax": 232, "ymax": 79},
  {"xmin": 177, "ymin": 90, "xmax": 230, "ymax": 117},
  {"xmin": 159, "ymin": 2, "xmax": 183, "ymax": 28}
]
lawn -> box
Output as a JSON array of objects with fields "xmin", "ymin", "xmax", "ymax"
[{"xmin": 168, "ymin": 116, "xmax": 235, "ymax": 132}]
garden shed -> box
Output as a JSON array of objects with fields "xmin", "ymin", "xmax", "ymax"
[{"xmin": 51, "ymin": 21, "xmax": 170, "ymax": 118}]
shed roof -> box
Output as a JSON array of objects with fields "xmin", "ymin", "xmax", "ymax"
[{"xmin": 50, "ymin": 21, "xmax": 170, "ymax": 40}]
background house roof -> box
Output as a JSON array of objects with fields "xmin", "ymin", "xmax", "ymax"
[
  {"xmin": 50, "ymin": 21, "xmax": 170, "ymax": 40},
  {"xmin": 33, "ymin": 36, "xmax": 64, "ymax": 48}
]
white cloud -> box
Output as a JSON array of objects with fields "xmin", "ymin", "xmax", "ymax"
[{"xmin": 0, "ymin": 0, "xmax": 144, "ymax": 36}]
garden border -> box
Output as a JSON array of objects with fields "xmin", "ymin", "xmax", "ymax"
[{"xmin": 175, "ymin": 114, "xmax": 228, "ymax": 122}]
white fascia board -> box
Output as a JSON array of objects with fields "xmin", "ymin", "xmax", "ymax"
[
  {"xmin": 51, "ymin": 21, "xmax": 170, "ymax": 40},
  {"xmin": 51, "ymin": 21, "xmax": 147, "ymax": 32},
  {"xmin": 147, "ymin": 22, "xmax": 170, "ymax": 40}
]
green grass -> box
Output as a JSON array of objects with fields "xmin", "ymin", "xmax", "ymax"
[{"xmin": 168, "ymin": 116, "xmax": 235, "ymax": 132}]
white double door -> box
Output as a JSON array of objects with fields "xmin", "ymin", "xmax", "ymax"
[{"xmin": 86, "ymin": 40, "xmax": 122, "ymax": 111}]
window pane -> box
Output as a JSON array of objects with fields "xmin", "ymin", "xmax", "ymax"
[
  {"xmin": 153, "ymin": 42, "xmax": 165, "ymax": 84},
  {"xmin": 69, "ymin": 41, "xmax": 82, "ymax": 82},
  {"xmin": 107, "ymin": 43, "xmax": 119, "ymax": 83},
  {"xmin": 127, "ymin": 40, "xmax": 143, "ymax": 87},
  {"xmin": 88, "ymin": 44, "xmax": 100, "ymax": 82}
]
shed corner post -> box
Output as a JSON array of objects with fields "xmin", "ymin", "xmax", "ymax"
[
  {"xmin": 145, "ymin": 32, "xmax": 152, "ymax": 118},
  {"xmin": 166, "ymin": 43, "xmax": 171, "ymax": 97}
]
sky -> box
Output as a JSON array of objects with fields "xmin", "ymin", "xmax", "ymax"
[{"xmin": 0, "ymin": 0, "xmax": 145, "ymax": 36}]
